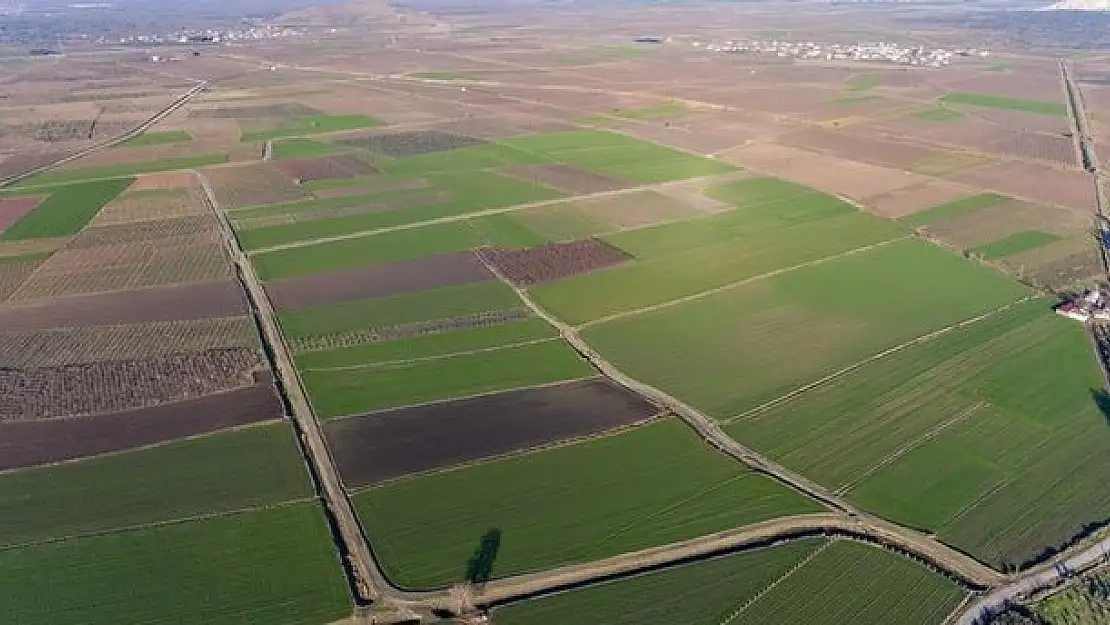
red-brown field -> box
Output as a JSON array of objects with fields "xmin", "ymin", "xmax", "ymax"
[
  {"xmin": 67, "ymin": 215, "xmax": 215, "ymax": 249},
  {"xmin": 774, "ymin": 127, "xmax": 941, "ymax": 171},
  {"xmin": 0, "ymin": 382, "xmax": 282, "ymax": 471},
  {"xmin": 982, "ymin": 131, "xmax": 1077, "ymax": 166},
  {"xmin": 128, "ymin": 171, "xmax": 197, "ymax": 190},
  {"xmin": 274, "ymin": 155, "xmax": 377, "ymax": 182},
  {"xmin": 478, "ymin": 239, "xmax": 632, "ymax": 286},
  {"xmin": 953, "ymin": 161, "xmax": 1094, "ymax": 211},
  {"xmin": 290, "ymin": 309, "xmax": 529, "ymax": 353},
  {"xmin": 90, "ymin": 188, "xmax": 207, "ymax": 226},
  {"xmin": 266, "ymin": 251, "xmax": 492, "ymax": 311},
  {"xmin": 204, "ymin": 162, "xmax": 308, "ymax": 208},
  {"xmin": 502, "ymin": 163, "xmax": 628, "ymax": 194},
  {"xmin": 866, "ymin": 180, "xmax": 982, "ymax": 219},
  {"xmin": 0, "ymin": 196, "xmax": 44, "ymax": 232},
  {"xmin": 0, "ymin": 279, "xmax": 247, "ymax": 331},
  {"xmin": 3, "ymin": 347, "xmax": 262, "ymax": 420},
  {"xmin": 325, "ymin": 377, "xmax": 659, "ymax": 487}
]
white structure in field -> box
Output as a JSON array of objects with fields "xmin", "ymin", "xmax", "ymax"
[{"xmin": 1056, "ymin": 288, "xmax": 1110, "ymax": 321}]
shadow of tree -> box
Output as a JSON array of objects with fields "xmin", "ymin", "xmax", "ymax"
[
  {"xmin": 1091, "ymin": 388, "xmax": 1110, "ymax": 426},
  {"xmin": 465, "ymin": 528, "xmax": 502, "ymax": 584}
]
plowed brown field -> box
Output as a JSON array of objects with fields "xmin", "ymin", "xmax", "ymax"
[
  {"xmin": 478, "ymin": 239, "xmax": 632, "ymax": 286},
  {"xmin": 0, "ymin": 196, "xmax": 44, "ymax": 232}
]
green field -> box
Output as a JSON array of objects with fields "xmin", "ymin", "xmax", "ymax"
[
  {"xmin": 407, "ymin": 70, "xmax": 479, "ymax": 80},
  {"xmin": 117, "ymin": 130, "xmax": 192, "ymax": 147},
  {"xmin": 377, "ymin": 142, "xmax": 547, "ymax": 177},
  {"xmin": 532, "ymin": 179, "xmax": 906, "ymax": 325},
  {"xmin": 611, "ymin": 101, "xmax": 688, "ymax": 120},
  {"xmin": 508, "ymin": 201, "xmax": 613, "ymax": 241},
  {"xmin": 0, "ymin": 250, "xmax": 50, "ymax": 264},
  {"xmin": 18, "ymin": 154, "xmax": 227, "ymax": 187},
  {"xmin": 940, "ymin": 92, "xmax": 1067, "ymax": 116},
  {"xmin": 303, "ymin": 339, "xmax": 591, "ymax": 417},
  {"xmin": 236, "ymin": 170, "xmax": 561, "ymax": 250},
  {"xmin": 900, "ymin": 193, "xmax": 1008, "ymax": 228},
  {"xmin": 271, "ymin": 137, "xmax": 345, "ymax": 159},
  {"xmin": 584, "ymin": 238, "xmax": 1028, "ymax": 420},
  {"xmin": 912, "ymin": 107, "xmax": 965, "ymax": 122},
  {"xmin": 280, "ymin": 281, "xmax": 521, "ymax": 340},
  {"xmin": 496, "ymin": 540, "xmax": 964, "ymax": 625},
  {"xmin": 848, "ymin": 73, "xmax": 879, "ymax": 92},
  {"xmin": 357, "ymin": 418, "xmax": 822, "ymax": 588},
  {"xmin": 296, "ymin": 317, "xmax": 557, "ymax": 369},
  {"xmin": 1034, "ymin": 574, "xmax": 1110, "ymax": 623},
  {"xmin": 241, "ymin": 114, "xmax": 382, "ymax": 141},
  {"xmin": 0, "ymin": 424, "xmax": 311, "ymax": 547},
  {"xmin": 0, "ymin": 503, "xmax": 350, "ymax": 625},
  {"xmin": 0, "ymin": 178, "xmax": 133, "ymax": 241},
  {"xmin": 971, "ymin": 230, "xmax": 1061, "ymax": 260}
]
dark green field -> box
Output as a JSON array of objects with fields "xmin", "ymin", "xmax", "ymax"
[{"xmin": 0, "ymin": 178, "xmax": 133, "ymax": 240}]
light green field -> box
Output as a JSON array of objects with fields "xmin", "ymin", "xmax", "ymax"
[
  {"xmin": 304, "ymin": 339, "xmax": 591, "ymax": 417},
  {"xmin": 18, "ymin": 154, "xmax": 227, "ymax": 187},
  {"xmin": 279, "ymin": 281, "xmax": 521, "ymax": 339},
  {"xmin": 0, "ymin": 251, "xmax": 49, "ymax": 264},
  {"xmin": 357, "ymin": 418, "xmax": 822, "ymax": 588},
  {"xmin": 241, "ymin": 114, "xmax": 381, "ymax": 141},
  {"xmin": 117, "ymin": 130, "xmax": 192, "ymax": 147},
  {"xmin": 848, "ymin": 73, "xmax": 879, "ymax": 92},
  {"xmin": 611, "ymin": 101, "xmax": 688, "ymax": 120},
  {"xmin": 0, "ymin": 424, "xmax": 311, "ymax": 547},
  {"xmin": 497, "ymin": 539, "xmax": 963, "ymax": 625},
  {"xmin": 940, "ymin": 92, "xmax": 1067, "ymax": 116},
  {"xmin": 507, "ymin": 201, "xmax": 613, "ymax": 241},
  {"xmin": 971, "ymin": 230, "xmax": 1061, "ymax": 260},
  {"xmin": 407, "ymin": 70, "xmax": 479, "ymax": 80},
  {"xmin": 532, "ymin": 184, "xmax": 905, "ymax": 325},
  {"xmin": 1, "ymin": 178, "xmax": 133, "ymax": 241},
  {"xmin": 912, "ymin": 107, "xmax": 965, "ymax": 122},
  {"xmin": 0, "ymin": 503, "xmax": 350, "ymax": 625},
  {"xmin": 901, "ymin": 193, "xmax": 1008, "ymax": 228},
  {"xmin": 377, "ymin": 142, "xmax": 547, "ymax": 177},
  {"xmin": 584, "ymin": 238, "xmax": 1028, "ymax": 420},
  {"xmin": 271, "ymin": 137, "xmax": 345, "ymax": 159},
  {"xmin": 237, "ymin": 169, "xmax": 561, "ymax": 250}
]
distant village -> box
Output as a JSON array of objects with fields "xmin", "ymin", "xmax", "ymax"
[
  {"xmin": 690, "ymin": 39, "xmax": 990, "ymax": 68},
  {"xmin": 105, "ymin": 24, "xmax": 304, "ymax": 47}
]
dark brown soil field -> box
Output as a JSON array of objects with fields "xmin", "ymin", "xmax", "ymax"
[
  {"xmin": 502, "ymin": 163, "xmax": 628, "ymax": 194},
  {"xmin": 325, "ymin": 377, "xmax": 659, "ymax": 487},
  {"xmin": 0, "ymin": 382, "xmax": 282, "ymax": 471},
  {"xmin": 274, "ymin": 155, "xmax": 377, "ymax": 182},
  {"xmin": 0, "ymin": 196, "xmax": 44, "ymax": 232},
  {"xmin": 983, "ymin": 132, "xmax": 1076, "ymax": 166},
  {"xmin": 338, "ymin": 130, "xmax": 487, "ymax": 157},
  {"xmin": 267, "ymin": 250, "xmax": 492, "ymax": 311},
  {"xmin": 478, "ymin": 239, "xmax": 632, "ymax": 286},
  {"xmin": 2, "ymin": 347, "xmax": 262, "ymax": 420},
  {"xmin": 0, "ymin": 279, "xmax": 247, "ymax": 331}
]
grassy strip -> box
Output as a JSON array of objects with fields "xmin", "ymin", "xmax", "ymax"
[
  {"xmin": 940, "ymin": 91, "xmax": 1067, "ymax": 116},
  {"xmin": 0, "ymin": 178, "xmax": 133, "ymax": 240},
  {"xmin": 296, "ymin": 317, "xmax": 557, "ymax": 369},
  {"xmin": 0, "ymin": 423, "xmax": 311, "ymax": 547},
  {"xmin": 912, "ymin": 107, "xmax": 964, "ymax": 122},
  {"xmin": 0, "ymin": 251, "xmax": 50, "ymax": 264},
  {"xmin": 242, "ymin": 115, "xmax": 382, "ymax": 141},
  {"xmin": 970, "ymin": 230, "xmax": 1061, "ymax": 260},
  {"xmin": 116, "ymin": 130, "xmax": 191, "ymax": 147},
  {"xmin": 612, "ymin": 101, "xmax": 688, "ymax": 120},
  {"xmin": 358, "ymin": 418, "xmax": 823, "ymax": 589},
  {"xmin": 304, "ymin": 339, "xmax": 593, "ymax": 418},
  {"xmin": 0, "ymin": 503, "xmax": 350, "ymax": 625},
  {"xmin": 848, "ymin": 73, "xmax": 879, "ymax": 92},
  {"xmin": 900, "ymin": 193, "xmax": 1008, "ymax": 228},
  {"xmin": 280, "ymin": 281, "xmax": 521, "ymax": 338},
  {"xmin": 17, "ymin": 154, "xmax": 227, "ymax": 187}
]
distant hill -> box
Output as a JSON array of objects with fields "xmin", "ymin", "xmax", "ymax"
[{"xmin": 1044, "ymin": 0, "xmax": 1110, "ymax": 9}]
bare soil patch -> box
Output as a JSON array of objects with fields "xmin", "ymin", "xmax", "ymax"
[
  {"xmin": 983, "ymin": 131, "xmax": 1077, "ymax": 167},
  {"xmin": 866, "ymin": 180, "xmax": 983, "ymax": 219},
  {"xmin": 67, "ymin": 215, "xmax": 214, "ymax": 249},
  {"xmin": 267, "ymin": 251, "xmax": 492, "ymax": 311},
  {"xmin": 479, "ymin": 239, "xmax": 632, "ymax": 286},
  {"xmin": 326, "ymin": 378, "xmax": 660, "ymax": 487},
  {"xmin": 775, "ymin": 127, "xmax": 940, "ymax": 170},
  {"xmin": 204, "ymin": 162, "xmax": 308, "ymax": 208},
  {"xmin": 2, "ymin": 347, "xmax": 263, "ymax": 420},
  {"xmin": 1003, "ymin": 235, "xmax": 1100, "ymax": 289},
  {"xmin": 0, "ymin": 258, "xmax": 40, "ymax": 303},
  {"xmin": 0, "ymin": 382, "xmax": 282, "ymax": 471},
  {"xmin": 89, "ymin": 188, "xmax": 206, "ymax": 225},
  {"xmin": 953, "ymin": 161, "xmax": 1094, "ymax": 211},
  {"xmin": 0, "ymin": 279, "xmax": 246, "ymax": 331},
  {"xmin": 502, "ymin": 163, "xmax": 628, "ymax": 195},
  {"xmin": 925, "ymin": 199, "xmax": 1087, "ymax": 249},
  {"xmin": 338, "ymin": 130, "xmax": 487, "ymax": 157},
  {"xmin": 577, "ymin": 190, "xmax": 705, "ymax": 228},
  {"xmin": 311, "ymin": 177, "xmax": 430, "ymax": 199},
  {"xmin": 189, "ymin": 103, "xmax": 322, "ymax": 119},
  {"xmin": 275, "ymin": 155, "xmax": 377, "ymax": 182},
  {"xmin": 0, "ymin": 196, "xmax": 44, "ymax": 232},
  {"xmin": 129, "ymin": 171, "xmax": 196, "ymax": 190}
]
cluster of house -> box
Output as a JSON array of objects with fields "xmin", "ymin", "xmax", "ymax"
[{"xmin": 691, "ymin": 39, "xmax": 989, "ymax": 67}]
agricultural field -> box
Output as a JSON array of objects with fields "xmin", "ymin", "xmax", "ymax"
[
  {"xmin": 494, "ymin": 540, "xmax": 965, "ymax": 625},
  {"xmin": 357, "ymin": 418, "xmax": 821, "ymax": 588},
  {"xmin": 117, "ymin": 130, "xmax": 192, "ymax": 147},
  {"xmin": 939, "ymin": 92, "xmax": 1067, "ymax": 116},
  {"xmin": 0, "ymin": 178, "xmax": 133, "ymax": 240},
  {"xmin": 18, "ymin": 154, "xmax": 227, "ymax": 187}
]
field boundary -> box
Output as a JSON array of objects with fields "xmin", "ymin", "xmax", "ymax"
[{"xmin": 300, "ymin": 337, "xmax": 560, "ymax": 372}]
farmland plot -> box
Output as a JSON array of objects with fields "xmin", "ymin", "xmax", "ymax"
[
  {"xmin": 89, "ymin": 187, "xmax": 207, "ymax": 225},
  {"xmin": 357, "ymin": 418, "xmax": 822, "ymax": 589},
  {"xmin": 584, "ymin": 239, "xmax": 1028, "ymax": 419},
  {"xmin": 204, "ymin": 162, "xmax": 308, "ymax": 208},
  {"xmin": 495, "ymin": 540, "xmax": 964, "ymax": 625},
  {"xmin": 0, "ymin": 178, "xmax": 133, "ymax": 241},
  {"xmin": 19, "ymin": 154, "xmax": 226, "ymax": 187},
  {"xmin": 0, "ymin": 503, "xmax": 350, "ymax": 625}
]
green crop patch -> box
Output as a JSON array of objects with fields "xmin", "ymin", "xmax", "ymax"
[
  {"xmin": 496, "ymin": 539, "xmax": 963, "ymax": 625},
  {"xmin": 271, "ymin": 137, "xmax": 345, "ymax": 159},
  {"xmin": 296, "ymin": 317, "xmax": 557, "ymax": 369},
  {"xmin": 1, "ymin": 178, "xmax": 133, "ymax": 241},
  {"xmin": 834, "ymin": 94, "xmax": 881, "ymax": 105},
  {"xmin": 0, "ymin": 424, "xmax": 311, "ymax": 547},
  {"xmin": 357, "ymin": 418, "xmax": 822, "ymax": 588},
  {"xmin": 281, "ymin": 281, "xmax": 521, "ymax": 339},
  {"xmin": 611, "ymin": 101, "xmax": 688, "ymax": 120},
  {"xmin": 0, "ymin": 503, "xmax": 350, "ymax": 625},
  {"xmin": 533, "ymin": 210, "xmax": 904, "ymax": 326},
  {"xmin": 116, "ymin": 130, "xmax": 192, "ymax": 147},
  {"xmin": 304, "ymin": 339, "xmax": 590, "ymax": 417},
  {"xmin": 509, "ymin": 202, "xmax": 612, "ymax": 242},
  {"xmin": 407, "ymin": 70, "xmax": 479, "ymax": 80},
  {"xmin": 706, "ymin": 176, "xmax": 814, "ymax": 208},
  {"xmin": 912, "ymin": 106, "xmax": 964, "ymax": 122},
  {"xmin": 584, "ymin": 238, "xmax": 1028, "ymax": 419},
  {"xmin": 18, "ymin": 154, "xmax": 227, "ymax": 187},
  {"xmin": 241, "ymin": 114, "xmax": 382, "ymax": 141},
  {"xmin": 940, "ymin": 92, "xmax": 1067, "ymax": 116},
  {"xmin": 377, "ymin": 142, "xmax": 547, "ymax": 177},
  {"xmin": 901, "ymin": 193, "xmax": 1008, "ymax": 228},
  {"xmin": 0, "ymin": 250, "xmax": 50, "ymax": 264},
  {"xmin": 970, "ymin": 230, "xmax": 1061, "ymax": 260},
  {"xmin": 848, "ymin": 73, "xmax": 879, "ymax": 92}
]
